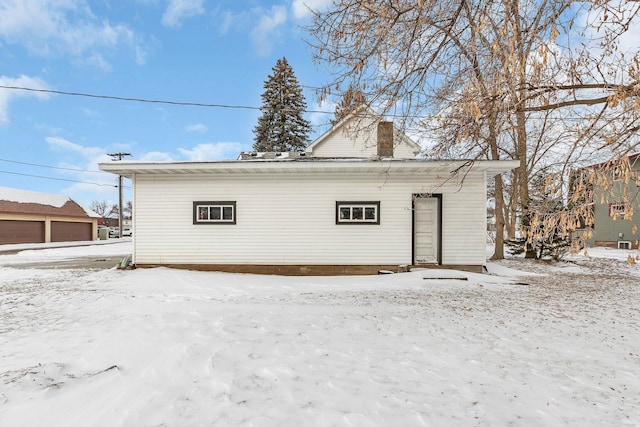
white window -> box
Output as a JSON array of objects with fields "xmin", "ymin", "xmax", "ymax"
[
  {"xmin": 612, "ymin": 165, "xmax": 623, "ymax": 181},
  {"xmin": 609, "ymin": 203, "xmax": 628, "ymax": 217},
  {"xmin": 193, "ymin": 201, "xmax": 236, "ymax": 224},
  {"xmin": 336, "ymin": 201, "xmax": 380, "ymax": 224},
  {"xmin": 618, "ymin": 241, "xmax": 632, "ymax": 250}
]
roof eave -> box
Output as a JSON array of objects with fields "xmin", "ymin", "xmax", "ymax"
[{"xmin": 99, "ymin": 159, "xmax": 520, "ymax": 177}]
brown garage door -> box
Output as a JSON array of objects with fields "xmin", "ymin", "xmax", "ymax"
[
  {"xmin": 0, "ymin": 220, "xmax": 45, "ymax": 244},
  {"xmin": 51, "ymin": 221, "xmax": 92, "ymax": 242}
]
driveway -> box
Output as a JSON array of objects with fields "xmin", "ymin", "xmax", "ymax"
[
  {"xmin": 1, "ymin": 256, "xmax": 126, "ymax": 270},
  {"xmin": 0, "ymin": 240, "xmax": 131, "ymax": 270}
]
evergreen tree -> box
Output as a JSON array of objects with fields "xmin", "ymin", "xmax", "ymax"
[
  {"xmin": 253, "ymin": 57, "xmax": 311, "ymax": 152},
  {"xmin": 506, "ymin": 173, "xmax": 571, "ymax": 260}
]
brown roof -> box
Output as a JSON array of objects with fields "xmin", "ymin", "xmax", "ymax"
[{"xmin": 0, "ymin": 199, "xmax": 95, "ymax": 219}]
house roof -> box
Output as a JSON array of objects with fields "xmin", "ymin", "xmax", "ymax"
[
  {"xmin": 579, "ymin": 152, "xmax": 640, "ymax": 170},
  {"xmin": 237, "ymin": 151, "xmax": 308, "ymax": 160},
  {"xmin": 304, "ymin": 106, "xmax": 422, "ymax": 156},
  {"xmin": 100, "ymin": 158, "xmax": 520, "ymax": 178},
  {"xmin": 0, "ymin": 186, "xmax": 100, "ymax": 218}
]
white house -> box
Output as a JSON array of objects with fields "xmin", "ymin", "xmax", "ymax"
[
  {"xmin": 100, "ymin": 113, "xmax": 518, "ymax": 275},
  {"xmin": 305, "ymin": 107, "xmax": 422, "ymax": 159}
]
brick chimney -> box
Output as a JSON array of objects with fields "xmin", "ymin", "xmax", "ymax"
[{"xmin": 377, "ymin": 121, "xmax": 393, "ymax": 158}]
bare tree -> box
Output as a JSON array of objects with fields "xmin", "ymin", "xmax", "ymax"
[
  {"xmin": 308, "ymin": 0, "xmax": 640, "ymax": 259},
  {"xmin": 89, "ymin": 200, "xmax": 118, "ymax": 219},
  {"xmin": 332, "ymin": 85, "xmax": 367, "ymax": 125},
  {"xmin": 123, "ymin": 200, "xmax": 132, "ymax": 218}
]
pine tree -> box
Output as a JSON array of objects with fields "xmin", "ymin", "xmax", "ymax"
[
  {"xmin": 253, "ymin": 57, "xmax": 311, "ymax": 152},
  {"xmin": 506, "ymin": 173, "xmax": 571, "ymax": 260}
]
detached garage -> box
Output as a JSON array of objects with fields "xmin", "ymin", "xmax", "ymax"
[{"xmin": 0, "ymin": 186, "xmax": 99, "ymax": 245}]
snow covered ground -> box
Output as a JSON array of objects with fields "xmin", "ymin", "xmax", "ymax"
[{"xmin": 0, "ymin": 242, "xmax": 638, "ymax": 426}]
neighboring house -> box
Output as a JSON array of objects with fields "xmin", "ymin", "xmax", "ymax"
[
  {"xmin": 100, "ymin": 113, "xmax": 518, "ymax": 274},
  {"xmin": 102, "ymin": 217, "xmax": 120, "ymax": 228},
  {"xmin": 576, "ymin": 153, "xmax": 640, "ymax": 249},
  {"xmin": 0, "ymin": 186, "xmax": 100, "ymax": 245},
  {"xmin": 122, "ymin": 217, "xmax": 132, "ymax": 236}
]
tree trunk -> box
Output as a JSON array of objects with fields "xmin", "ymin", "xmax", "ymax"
[
  {"xmin": 486, "ymin": 106, "xmax": 505, "ymax": 260},
  {"xmin": 506, "ymin": 183, "xmax": 518, "ymax": 240},
  {"xmin": 491, "ymin": 173, "xmax": 506, "ymax": 260},
  {"xmin": 515, "ymin": 106, "xmax": 536, "ymax": 258}
]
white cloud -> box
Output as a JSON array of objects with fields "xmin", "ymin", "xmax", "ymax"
[
  {"xmin": 162, "ymin": 0, "xmax": 206, "ymax": 28},
  {"xmin": 79, "ymin": 53, "xmax": 112, "ymax": 72},
  {"xmin": 134, "ymin": 45, "xmax": 148, "ymax": 66},
  {"xmin": 212, "ymin": 7, "xmax": 251, "ymax": 35},
  {"xmin": 81, "ymin": 107, "xmax": 101, "ymax": 119},
  {"xmin": 250, "ymin": 5, "xmax": 287, "ymax": 57},
  {"xmin": 43, "ymin": 136, "xmax": 124, "ymax": 205},
  {"xmin": 613, "ymin": 15, "xmax": 640, "ymax": 55},
  {"xmin": 568, "ymin": 2, "xmax": 640, "ymax": 88},
  {"xmin": 291, "ymin": 0, "xmax": 333, "ymax": 20},
  {"xmin": 0, "ymin": 75, "xmax": 49, "ymax": 125},
  {"xmin": 0, "ymin": 0, "xmax": 146, "ymax": 68},
  {"xmin": 139, "ymin": 151, "xmax": 175, "ymax": 162},
  {"xmin": 308, "ymin": 99, "xmax": 334, "ymax": 127},
  {"xmin": 217, "ymin": 9, "xmax": 237, "ymax": 34},
  {"xmin": 45, "ymin": 136, "xmax": 106, "ymax": 158},
  {"xmin": 178, "ymin": 142, "xmax": 245, "ymax": 161},
  {"xmin": 185, "ymin": 123, "xmax": 208, "ymax": 133},
  {"xmin": 213, "ymin": 5, "xmax": 300, "ymax": 55}
]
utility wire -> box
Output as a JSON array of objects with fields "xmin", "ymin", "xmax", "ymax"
[
  {"xmin": 0, "ymin": 169, "xmax": 119, "ymax": 187},
  {"xmin": 0, "ymin": 84, "xmax": 335, "ymax": 115},
  {"xmin": 0, "ymin": 157, "xmax": 109, "ymax": 174},
  {"xmin": 0, "ymin": 84, "xmax": 624, "ymax": 122}
]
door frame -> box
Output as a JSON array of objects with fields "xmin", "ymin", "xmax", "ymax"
[{"xmin": 412, "ymin": 193, "xmax": 442, "ymax": 265}]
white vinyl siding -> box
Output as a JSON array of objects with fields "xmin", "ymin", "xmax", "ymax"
[
  {"xmin": 306, "ymin": 115, "xmax": 418, "ymax": 159},
  {"xmin": 440, "ymin": 174, "xmax": 487, "ymax": 265},
  {"xmin": 131, "ymin": 171, "xmax": 487, "ymax": 266},
  {"xmin": 309, "ymin": 133, "xmax": 418, "ymax": 159}
]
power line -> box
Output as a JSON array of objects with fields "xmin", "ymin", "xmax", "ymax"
[
  {"xmin": 1, "ymin": 84, "xmax": 619, "ymax": 122},
  {"xmin": 0, "ymin": 169, "xmax": 121, "ymax": 187},
  {"xmin": 0, "ymin": 84, "xmax": 335, "ymax": 115},
  {"xmin": 0, "ymin": 157, "xmax": 109, "ymax": 174}
]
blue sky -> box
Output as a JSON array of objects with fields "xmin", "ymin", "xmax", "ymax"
[{"xmin": 0, "ymin": 0, "xmax": 334, "ymax": 207}]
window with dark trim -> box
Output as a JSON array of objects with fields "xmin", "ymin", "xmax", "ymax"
[
  {"xmin": 336, "ymin": 201, "xmax": 380, "ymax": 224},
  {"xmin": 193, "ymin": 201, "xmax": 236, "ymax": 224},
  {"xmin": 608, "ymin": 202, "xmax": 629, "ymax": 218},
  {"xmin": 612, "ymin": 165, "xmax": 624, "ymax": 181}
]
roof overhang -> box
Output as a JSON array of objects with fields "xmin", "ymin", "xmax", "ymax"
[{"xmin": 99, "ymin": 159, "xmax": 520, "ymax": 178}]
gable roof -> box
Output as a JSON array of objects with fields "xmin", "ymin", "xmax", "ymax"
[
  {"xmin": 0, "ymin": 186, "xmax": 100, "ymax": 218},
  {"xmin": 579, "ymin": 152, "xmax": 640, "ymax": 170},
  {"xmin": 305, "ymin": 106, "xmax": 422, "ymax": 157}
]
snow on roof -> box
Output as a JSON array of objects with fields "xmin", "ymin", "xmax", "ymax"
[
  {"xmin": 237, "ymin": 151, "xmax": 307, "ymax": 160},
  {"xmin": 100, "ymin": 158, "xmax": 521, "ymax": 178},
  {"xmin": 82, "ymin": 207, "xmax": 102, "ymax": 218},
  {"xmin": 0, "ymin": 186, "xmax": 100, "ymax": 218},
  {"xmin": 0, "ymin": 186, "xmax": 71, "ymax": 208}
]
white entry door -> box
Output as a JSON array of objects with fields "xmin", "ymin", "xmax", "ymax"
[{"xmin": 414, "ymin": 197, "xmax": 439, "ymax": 264}]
